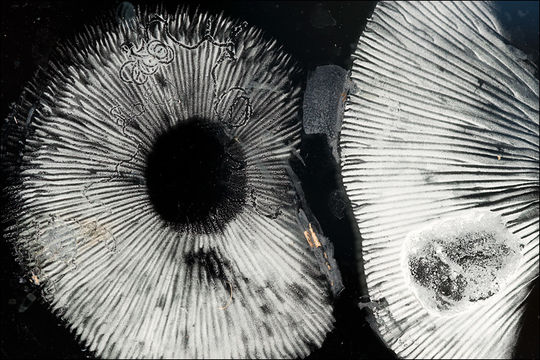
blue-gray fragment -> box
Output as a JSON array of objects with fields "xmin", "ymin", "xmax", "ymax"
[
  {"xmin": 302, "ymin": 65, "xmax": 351, "ymax": 162},
  {"xmin": 116, "ymin": 2, "xmax": 136, "ymax": 22}
]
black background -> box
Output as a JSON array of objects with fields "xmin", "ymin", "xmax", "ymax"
[{"xmin": 1, "ymin": 1, "xmax": 538, "ymax": 359}]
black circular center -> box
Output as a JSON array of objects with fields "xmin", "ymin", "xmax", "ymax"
[{"xmin": 145, "ymin": 118, "xmax": 246, "ymax": 233}]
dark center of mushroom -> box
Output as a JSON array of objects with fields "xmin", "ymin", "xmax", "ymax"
[{"xmin": 145, "ymin": 117, "xmax": 247, "ymax": 233}]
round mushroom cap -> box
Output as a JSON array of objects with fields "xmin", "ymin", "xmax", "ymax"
[{"xmin": 1, "ymin": 6, "xmax": 335, "ymax": 359}]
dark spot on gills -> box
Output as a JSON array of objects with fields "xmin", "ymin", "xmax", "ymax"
[
  {"xmin": 260, "ymin": 304, "xmax": 273, "ymax": 315},
  {"xmin": 184, "ymin": 249, "xmax": 232, "ymax": 284},
  {"xmin": 403, "ymin": 210, "xmax": 522, "ymax": 313},
  {"xmin": 289, "ymin": 282, "xmax": 309, "ymax": 301},
  {"xmin": 409, "ymin": 256, "xmax": 467, "ymax": 303},
  {"xmin": 262, "ymin": 322, "xmax": 274, "ymax": 336}
]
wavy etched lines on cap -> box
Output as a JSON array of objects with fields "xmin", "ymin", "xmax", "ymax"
[
  {"xmin": 3, "ymin": 6, "xmax": 335, "ymax": 359},
  {"xmin": 341, "ymin": 1, "xmax": 538, "ymax": 358}
]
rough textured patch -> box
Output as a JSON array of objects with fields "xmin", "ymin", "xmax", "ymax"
[{"xmin": 403, "ymin": 210, "xmax": 522, "ymax": 315}]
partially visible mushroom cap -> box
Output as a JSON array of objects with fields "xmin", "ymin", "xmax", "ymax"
[
  {"xmin": 340, "ymin": 1, "xmax": 538, "ymax": 358},
  {"xmin": 1, "ymin": 6, "xmax": 336, "ymax": 358}
]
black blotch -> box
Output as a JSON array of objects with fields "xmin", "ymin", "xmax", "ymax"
[
  {"xmin": 477, "ymin": 78, "xmax": 485, "ymax": 89},
  {"xmin": 145, "ymin": 117, "xmax": 247, "ymax": 234},
  {"xmin": 289, "ymin": 282, "xmax": 308, "ymax": 302},
  {"xmin": 184, "ymin": 249, "xmax": 232, "ymax": 284},
  {"xmin": 260, "ymin": 304, "xmax": 273, "ymax": 315},
  {"xmin": 495, "ymin": 144, "xmax": 510, "ymax": 158},
  {"xmin": 409, "ymin": 255, "xmax": 467, "ymax": 303},
  {"xmin": 129, "ymin": 121, "xmax": 142, "ymax": 132}
]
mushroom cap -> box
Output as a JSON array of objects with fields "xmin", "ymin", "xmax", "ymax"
[
  {"xmin": 340, "ymin": 1, "xmax": 538, "ymax": 358},
  {"xmin": 1, "ymin": 6, "xmax": 335, "ymax": 358}
]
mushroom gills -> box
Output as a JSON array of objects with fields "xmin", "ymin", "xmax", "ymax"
[
  {"xmin": 1, "ymin": 6, "xmax": 339, "ymax": 359},
  {"xmin": 340, "ymin": 1, "xmax": 538, "ymax": 358}
]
